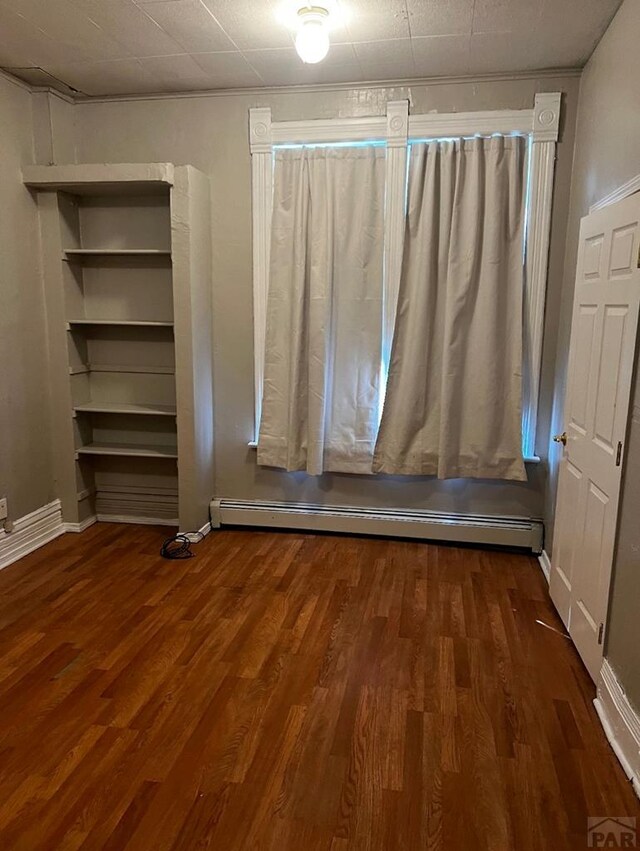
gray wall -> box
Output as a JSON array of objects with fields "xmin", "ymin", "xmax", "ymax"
[
  {"xmin": 61, "ymin": 74, "xmax": 579, "ymax": 520},
  {"xmin": 548, "ymin": 0, "xmax": 640, "ymax": 707},
  {"xmin": 0, "ymin": 74, "xmax": 55, "ymax": 520}
]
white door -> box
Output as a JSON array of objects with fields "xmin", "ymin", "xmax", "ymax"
[{"xmin": 550, "ymin": 192, "xmax": 640, "ymax": 682}]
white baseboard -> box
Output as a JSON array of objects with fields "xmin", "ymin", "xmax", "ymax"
[
  {"xmin": 184, "ymin": 520, "xmax": 213, "ymax": 541},
  {"xmin": 82, "ymin": 515, "xmax": 211, "ymax": 536},
  {"xmin": 63, "ymin": 515, "xmax": 97, "ymax": 533},
  {"xmin": 213, "ymin": 499, "xmax": 544, "ymax": 552},
  {"xmin": 0, "ymin": 499, "xmax": 65, "ymax": 571},
  {"xmin": 594, "ymin": 659, "xmax": 640, "ymax": 800},
  {"xmin": 538, "ymin": 549, "xmax": 551, "ymax": 583}
]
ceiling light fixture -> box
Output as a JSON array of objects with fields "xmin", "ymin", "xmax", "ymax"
[{"xmin": 295, "ymin": 5, "xmax": 331, "ymax": 64}]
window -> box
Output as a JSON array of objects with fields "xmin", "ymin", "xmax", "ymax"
[{"xmin": 249, "ymin": 94, "xmax": 561, "ymax": 462}]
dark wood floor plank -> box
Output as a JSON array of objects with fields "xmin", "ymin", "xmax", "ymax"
[{"xmin": 0, "ymin": 523, "xmax": 637, "ymax": 850}]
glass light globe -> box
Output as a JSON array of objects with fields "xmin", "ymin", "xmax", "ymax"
[{"xmin": 295, "ymin": 13, "xmax": 330, "ymax": 64}]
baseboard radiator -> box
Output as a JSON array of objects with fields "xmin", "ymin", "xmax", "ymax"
[
  {"xmin": 212, "ymin": 499, "xmax": 544, "ymax": 552},
  {"xmin": 95, "ymin": 486, "xmax": 178, "ymax": 527}
]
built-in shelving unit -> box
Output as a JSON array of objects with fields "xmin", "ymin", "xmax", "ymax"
[{"xmin": 25, "ymin": 162, "xmax": 213, "ymax": 531}]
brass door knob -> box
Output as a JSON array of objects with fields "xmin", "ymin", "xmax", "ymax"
[{"xmin": 553, "ymin": 432, "xmax": 567, "ymax": 446}]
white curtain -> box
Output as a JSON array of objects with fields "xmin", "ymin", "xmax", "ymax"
[
  {"xmin": 257, "ymin": 146, "xmax": 385, "ymax": 475},
  {"xmin": 374, "ymin": 136, "xmax": 527, "ymax": 481}
]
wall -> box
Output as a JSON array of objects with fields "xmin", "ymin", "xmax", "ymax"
[
  {"xmin": 0, "ymin": 74, "xmax": 55, "ymax": 521},
  {"xmin": 64, "ymin": 73, "xmax": 579, "ymax": 521},
  {"xmin": 548, "ymin": 0, "xmax": 640, "ymax": 708},
  {"xmin": 31, "ymin": 91, "xmax": 76, "ymax": 165}
]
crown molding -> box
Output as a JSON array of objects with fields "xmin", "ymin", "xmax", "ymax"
[
  {"xmin": 0, "ymin": 68, "xmax": 75, "ymax": 103},
  {"xmin": 66, "ymin": 66, "xmax": 581, "ymax": 105},
  {"xmin": 0, "ymin": 66, "xmax": 32, "ymax": 93},
  {"xmin": 30, "ymin": 86, "xmax": 75, "ymax": 104},
  {"xmin": 590, "ymin": 173, "xmax": 640, "ymax": 213},
  {"xmin": 1, "ymin": 63, "xmax": 581, "ymax": 106}
]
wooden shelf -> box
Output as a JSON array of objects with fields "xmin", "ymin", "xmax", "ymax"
[
  {"xmin": 67, "ymin": 319, "xmax": 174, "ymax": 328},
  {"xmin": 69, "ymin": 363, "xmax": 175, "ymax": 376},
  {"xmin": 74, "ymin": 403, "xmax": 177, "ymax": 417},
  {"xmin": 23, "ymin": 163, "xmax": 175, "ymax": 194},
  {"xmin": 76, "ymin": 442, "xmax": 178, "ymax": 459},
  {"xmin": 64, "ymin": 249, "xmax": 171, "ymax": 257}
]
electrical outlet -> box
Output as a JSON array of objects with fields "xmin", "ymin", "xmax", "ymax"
[{"xmin": 0, "ymin": 497, "xmax": 7, "ymax": 522}]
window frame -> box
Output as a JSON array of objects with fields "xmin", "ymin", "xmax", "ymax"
[{"xmin": 249, "ymin": 93, "xmax": 562, "ymax": 461}]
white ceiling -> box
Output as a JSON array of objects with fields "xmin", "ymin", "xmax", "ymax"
[{"xmin": 0, "ymin": 0, "xmax": 623, "ymax": 97}]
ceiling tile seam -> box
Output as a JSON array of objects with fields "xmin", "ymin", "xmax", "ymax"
[
  {"xmin": 194, "ymin": 0, "xmax": 259, "ymax": 54},
  {"xmin": 237, "ymin": 45, "xmax": 366, "ymax": 83},
  {"xmin": 469, "ymin": 0, "xmax": 479, "ymax": 35},
  {"xmin": 39, "ymin": 49, "xmax": 261, "ymax": 75},
  {"xmin": 190, "ymin": 54, "xmax": 263, "ymax": 87},
  {"xmin": 188, "ymin": 0, "xmax": 272, "ymax": 84},
  {"xmin": 11, "ymin": 7, "xmax": 113, "ymax": 67},
  {"xmin": 401, "ymin": 36, "xmax": 418, "ymax": 78},
  {"xmin": 342, "ymin": 41, "xmax": 363, "ymax": 75},
  {"xmin": 238, "ymin": 51, "xmax": 271, "ymax": 87},
  {"xmin": 333, "ymin": 42, "xmax": 364, "ymax": 76},
  {"xmin": 469, "ymin": 0, "xmax": 546, "ymax": 37},
  {"xmin": 335, "ymin": 0, "xmax": 354, "ymax": 43},
  {"xmin": 404, "ymin": 0, "xmax": 413, "ymax": 39},
  {"xmin": 195, "ymin": 0, "xmax": 243, "ymax": 50},
  {"xmin": 131, "ymin": 5, "xmax": 211, "ymax": 58},
  {"xmin": 323, "ymin": 0, "xmax": 382, "ymax": 74},
  {"xmin": 130, "ymin": 0, "xmax": 243, "ymax": 56},
  {"xmin": 113, "ymin": 0, "xmax": 195, "ymax": 57},
  {"xmin": 407, "ymin": 24, "xmax": 419, "ymax": 75},
  {"xmin": 82, "ymin": 0, "xmax": 241, "ymax": 65},
  {"xmin": 76, "ymin": 5, "xmax": 167, "ymax": 62}
]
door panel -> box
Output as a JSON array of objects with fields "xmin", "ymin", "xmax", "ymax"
[
  {"xmin": 550, "ymin": 192, "xmax": 640, "ymax": 681},
  {"xmin": 593, "ymin": 306, "xmax": 628, "ymax": 454},
  {"xmin": 583, "ymin": 233, "xmax": 604, "ymax": 278},
  {"xmin": 554, "ymin": 460, "xmax": 582, "ymax": 594},
  {"xmin": 610, "ymin": 224, "xmax": 637, "ymax": 276},
  {"xmin": 578, "ymin": 479, "xmax": 609, "ymax": 618},
  {"xmin": 569, "ymin": 305, "xmax": 597, "ymax": 434}
]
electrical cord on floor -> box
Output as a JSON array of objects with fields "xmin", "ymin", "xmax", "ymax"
[
  {"xmin": 160, "ymin": 530, "xmax": 205, "ymax": 560},
  {"xmin": 160, "ymin": 501, "xmax": 215, "ymax": 559}
]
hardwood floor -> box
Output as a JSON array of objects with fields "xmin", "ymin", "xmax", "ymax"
[{"xmin": 0, "ymin": 523, "xmax": 637, "ymax": 850}]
